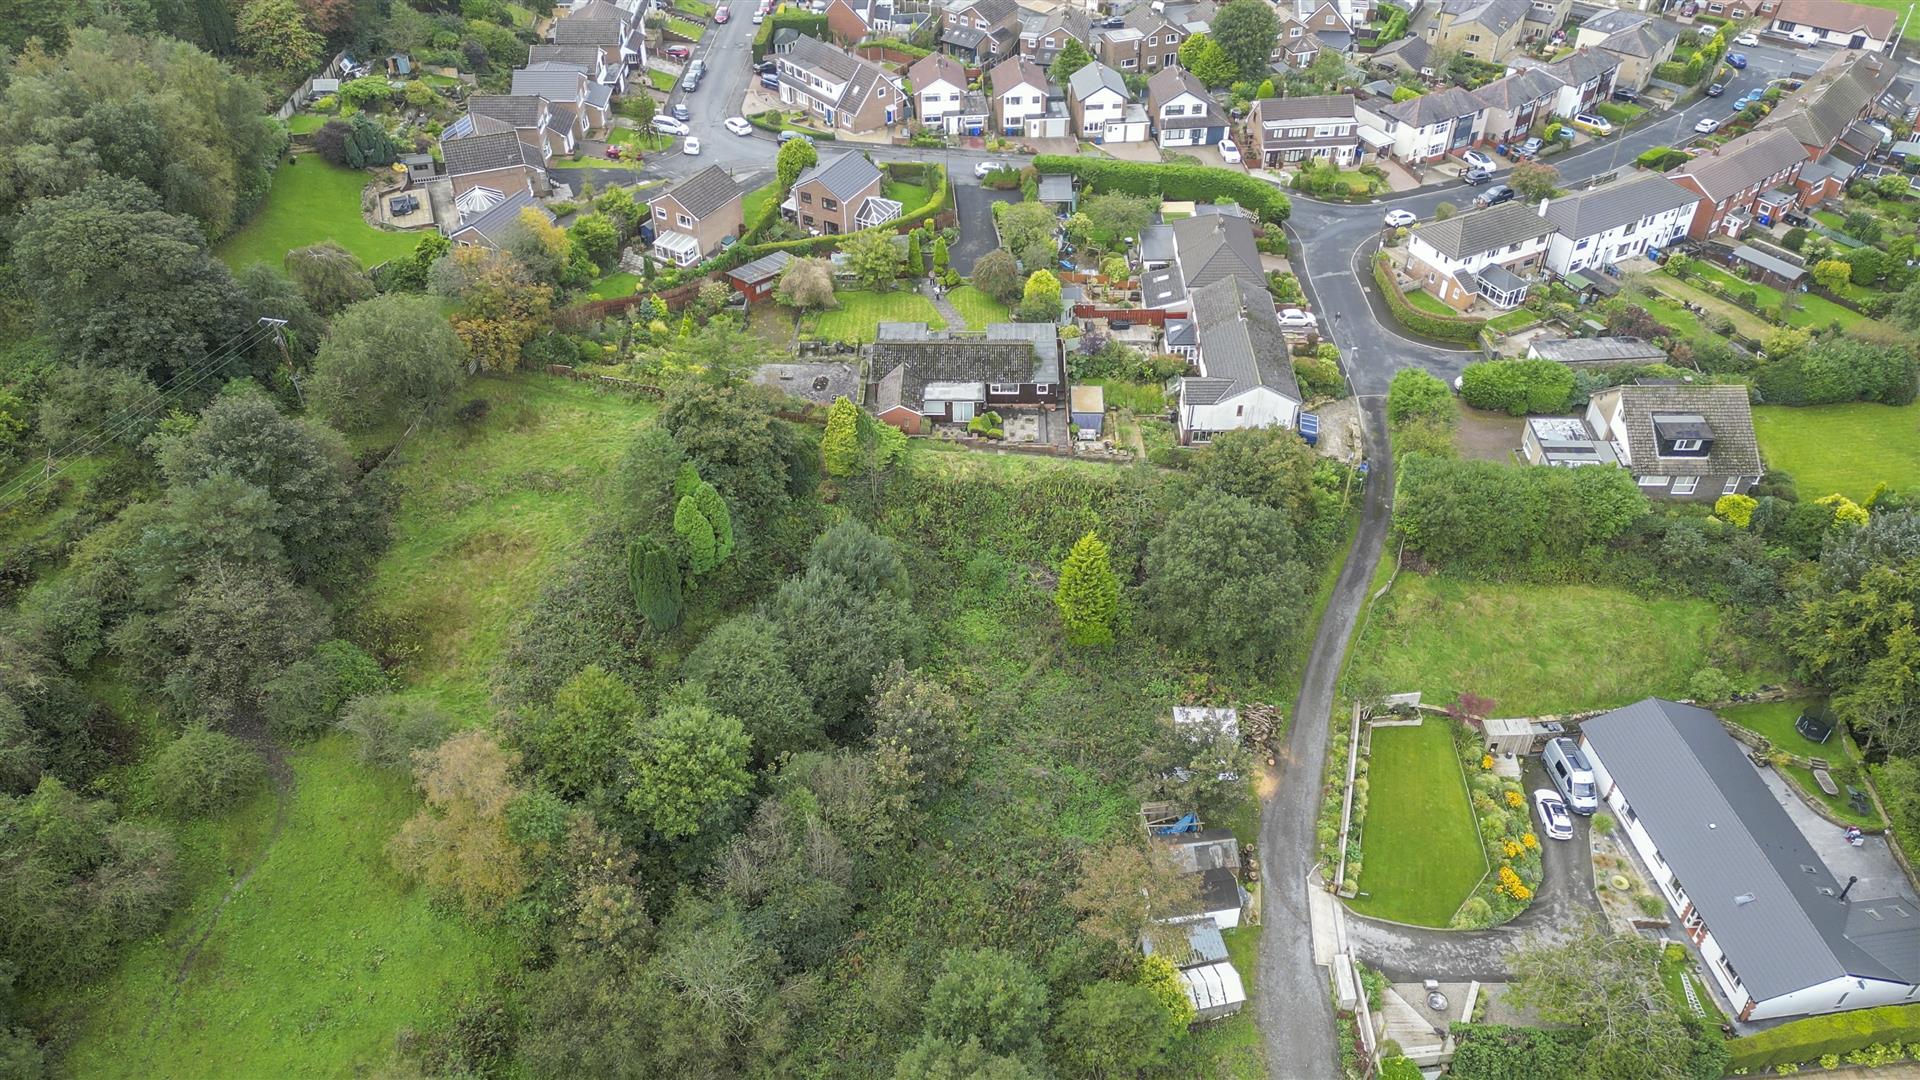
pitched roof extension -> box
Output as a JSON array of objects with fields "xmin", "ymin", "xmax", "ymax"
[
  {"xmin": 1182, "ymin": 277, "xmax": 1301, "ymax": 405},
  {"xmin": 1604, "ymin": 382, "xmax": 1761, "ymax": 476},
  {"xmin": 441, "ymin": 130, "xmax": 544, "ymax": 176}
]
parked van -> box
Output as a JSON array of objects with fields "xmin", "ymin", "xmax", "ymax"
[{"xmin": 1543, "ymin": 738, "xmax": 1599, "ymax": 815}]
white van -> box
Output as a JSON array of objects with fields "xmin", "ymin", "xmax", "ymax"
[
  {"xmin": 1790, "ymin": 27, "xmax": 1820, "ymax": 45},
  {"xmin": 1543, "ymin": 737, "xmax": 1599, "ymax": 815}
]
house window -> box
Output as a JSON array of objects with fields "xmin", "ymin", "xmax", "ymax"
[
  {"xmin": 1672, "ymin": 476, "xmax": 1699, "ymax": 495},
  {"xmin": 1723, "ymin": 476, "xmax": 1743, "ymax": 495},
  {"xmin": 654, "ymin": 206, "xmax": 667, "ymax": 219},
  {"xmin": 1467, "ymin": 32, "xmax": 1482, "ymax": 42},
  {"xmin": 800, "ymin": 191, "xmax": 813, "ymax": 204},
  {"xmin": 677, "ymin": 213, "xmax": 693, "ymax": 228},
  {"xmin": 1121, "ymin": 57, "xmax": 1136, "ymax": 67},
  {"xmin": 1670, "ymin": 438, "xmax": 1702, "ymax": 452},
  {"xmin": 1637, "ymin": 475, "xmax": 1669, "ymax": 488},
  {"xmin": 823, "ymin": 198, "xmax": 839, "ymax": 211},
  {"xmin": 1149, "ymin": 34, "xmax": 1158, "ymax": 44},
  {"xmin": 1035, "ymin": 383, "xmax": 1051, "ymax": 395},
  {"xmin": 1164, "ymin": 104, "xmax": 1183, "ymax": 116},
  {"xmin": 1291, "ymin": 25, "xmax": 1303, "ymax": 36},
  {"xmin": 989, "ymin": 382, "xmax": 1019, "ymax": 394}
]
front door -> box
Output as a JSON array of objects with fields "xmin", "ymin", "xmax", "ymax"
[{"xmin": 951, "ymin": 401, "xmax": 975, "ymax": 423}]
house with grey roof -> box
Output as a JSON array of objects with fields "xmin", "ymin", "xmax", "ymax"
[
  {"xmin": 1146, "ymin": 66, "xmax": 1226, "ymax": 149},
  {"xmin": 1355, "ymin": 85, "xmax": 1486, "ymax": 163},
  {"xmin": 448, "ymin": 189, "xmax": 556, "ymax": 249},
  {"xmin": 776, "ymin": 36, "xmax": 906, "ymax": 136},
  {"xmin": 1405, "ymin": 200, "xmax": 1556, "ymax": 311},
  {"xmin": 649, "ymin": 165, "xmax": 744, "ymax": 267},
  {"xmin": 868, "ymin": 325, "xmax": 1063, "ymax": 434},
  {"xmin": 1175, "ymin": 277, "xmax": 1303, "ymax": 445},
  {"xmin": 511, "ymin": 64, "xmax": 611, "ymax": 134},
  {"xmin": 447, "ymin": 94, "xmax": 576, "ymax": 158},
  {"xmin": 1017, "ymin": 6, "xmax": 1089, "ymax": 68},
  {"xmin": 439, "ymin": 130, "xmax": 549, "ymax": 215},
  {"xmin": 1068, "ymin": 61, "xmax": 1148, "ymax": 143},
  {"xmin": 1584, "ymin": 382, "xmax": 1761, "ymax": 498},
  {"xmin": 1761, "ymin": 50, "xmax": 1897, "ymax": 162},
  {"xmin": 1579, "ymin": 698, "xmax": 1919, "ymax": 1020},
  {"xmin": 1142, "ymin": 210, "xmax": 1265, "ymax": 312},
  {"xmin": 783, "ymin": 153, "xmax": 900, "ymax": 235},
  {"xmin": 1666, "ymin": 127, "xmax": 1810, "ymax": 240},
  {"xmin": 1470, "ymin": 67, "xmax": 1564, "ymax": 146},
  {"xmin": 939, "ymin": 0, "xmax": 1019, "ymax": 62},
  {"xmin": 1570, "ymin": 11, "xmax": 1678, "ymax": 91},
  {"xmin": 1543, "ymin": 174, "xmax": 1699, "ymax": 276},
  {"xmin": 549, "ymin": 0, "xmax": 647, "ymax": 74},
  {"xmin": 1424, "ymin": 0, "xmax": 1534, "ymax": 60},
  {"xmin": 526, "ymin": 43, "xmax": 622, "ymax": 95},
  {"xmin": 1247, "ymin": 95, "xmax": 1368, "ymax": 168}
]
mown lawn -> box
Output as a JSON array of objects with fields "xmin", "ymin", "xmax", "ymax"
[
  {"xmin": 1647, "ymin": 272, "xmax": 1772, "ymax": 339},
  {"xmin": 1405, "ymin": 287, "xmax": 1458, "ymax": 317},
  {"xmin": 1350, "ymin": 573, "xmax": 1767, "ymax": 716},
  {"xmin": 1683, "ymin": 262, "xmax": 1884, "ymax": 335},
  {"xmin": 665, "ymin": 16, "xmax": 705, "ymax": 39},
  {"xmin": 946, "ymin": 284, "xmax": 1008, "ymax": 328},
  {"xmin": 648, "ymin": 67, "xmax": 677, "ymax": 92},
  {"xmin": 1487, "ymin": 308, "xmax": 1540, "ymax": 335},
  {"xmin": 1720, "ymin": 700, "xmax": 1884, "ymax": 827},
  {"xmin": 1752, "ymin": 402, "xmax": 1920, "ymax": 502},
  {"xmin": 884, "ymin": 179, "xmax": 932, "ymax": 211},
  {"xmin": 741, "ymin": 180, "xmax": 780, "ymax": 225},
  {"xmin": 57, "ymin": 736, "xmax": 517, "ymax": 1078},
  {"xmin": 359, "ymin": 374, "xmax": 656, "ymax": 721},
  {"xmin": 587, "ymin": 271, "xmax": 641, "ymax": 299},
  {"xmin": 1349, "ymin": 721, "xmax": 1487, "ymax": 926},
  {"xmin": 286, "ymin": 111, "xmax": 330, "ymax": 134},
  {"xmin": 804, "ymin": 289, "xmax": 946, "ymax": 343},
  {"xmin": 218, "ymin": 160, "xmax": 423, "ymax": 271}
]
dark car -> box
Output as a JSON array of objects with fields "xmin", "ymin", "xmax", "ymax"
[
  {"xmin": 755, "ymin": 60, "xmax": 777, "ymax": 74},
  {"xmin": 1461, "ymin": 167, "xmax": 1493, "ymax": 185},
  {"xmin": 1726, "ymin": 52, "xmax": 1747, "ymax": 68},
  {"xmin": 672, "ymin": 103, "xmax": 690, "ymax": 120},
  {"xmin": 1475, "ymin": 184, "xmax": 1515, "ymax": 208},
  {"xmin": 759, "ymin": 72, "xmax": 779, "ymax": 90},
  {"xmin": 1611, "ymin": 86, "xmax": 1639, "ymax": 102},
  {"xmin": 1705, "ymin": 82, "xmax": 1724, "ymax": 96}
]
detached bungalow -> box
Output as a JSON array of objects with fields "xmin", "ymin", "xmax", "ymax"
[
  {"xmin": 869, "ymin": 324, "xmax": 1063, "ymax": 433},
  {"xmin": 1175, "ymin": 277, "xmax": 1304, "ymax": 445},
  {"xmin": 1583, "ymin": 382, "xmax": 1761, "ymax": 499},
  {"xmin": 1767, "ymin": 0, "xmax": 1897, "ymax": 54}
]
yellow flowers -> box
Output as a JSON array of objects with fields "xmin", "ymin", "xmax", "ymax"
[
  {"xmin": 1522, "ymin": 832, "xmax": 1539, "ymax": 850},
  {"xmin": 1504, "ymin": 789, "xmax": 1524, "ymax": 809},
  {"xmin": 1497, "ymin": 865, "xmax": 1532, "ymax": 901},
  {"xmin": 1481, "ymin": 755, "xmax": 1494, "ymax": 771},
  {"xmin": 1502, "ymin": 839, "xmax": 1523, "ymax": 859}
]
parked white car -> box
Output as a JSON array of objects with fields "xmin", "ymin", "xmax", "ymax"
[
  {"xmin": 684, "ymin": 137, "xmax": 701, "ymax": 155},
  {"xmin": 1695, "ymin": 117, "xmax": 1720, "ymax": 134},
  {"xmin": 974, "ymin": 159, "xmax": 1011, "ymax": 178},
  {"xmin": 1733, "ymin": 31, "xmax": 1759, "ymax": 46},
  {"xmin": 651, "ymin": 116, "xmax": 690, "ymax": 136},
  {"xmin": 1533, "ymin": 788, "xmax": 1575, "ymax": 841},
  {"xmin": 1383, "ymin": 208, "xmax": 1417, "ymax": 228},
  {"xmin": 1217, "ymin": 138, "xmax": 1241, "ymax": 164},
  {"xmin": 1461, "ymin": 148, "xmax": 1496, "ymax": 172},
  {"xmin": 725, "ymin": 116, "xmax": 753, "ymax": 136},
  {"xmin": 1276, "ymin": 308, "xmax": 1317, "ymax": 329}
]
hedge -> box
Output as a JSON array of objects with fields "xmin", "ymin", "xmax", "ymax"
[
  {"xmin": 1370, "ymin": 253, "xmax": 1486, "ymax": 342},
  {"xmin": 753, "ymin": 11, "xmax": 828, "ymax": 58},
  {"xmin": 1635, "ymin": 147, "xmax": 1689, "ymax": 171},
  {"xmin": 1457, "ymin": 359, "xmax": 1575, "ymax": 415},
  {"xmin": 1727, "ymin": 1004, "xmax": 1920, "ymax": 1072},
  {"xmin": 739, "ymin": 162, "xmax": 950, "ymax": 259},
  {"xmin": 747, "ymin": 111, "xmax": 835, "ymax": 140},
  {"xmin": 1031, "ymin": 155, "xmax": 1291, "ymax": 223}
]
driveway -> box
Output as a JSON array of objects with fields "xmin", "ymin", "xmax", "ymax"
[
  {"xmin": 1254, "ymin": 396, "xmax": 1393, "ymax": 1080},
  {"xmin": 948, "ymin": 182, "xmax": 1021, "ymax": 274},
  {"xmin": 1345, "ymin": 759, "xmax": 1601, "ymax": 983}
]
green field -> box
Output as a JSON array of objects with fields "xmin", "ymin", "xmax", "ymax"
[
  {"xmin": 1680, "ymin": 262, "xmax": 1884, "ymax": 335},
  {"xmin": 218, "ymin": 160, "xmax": 424, "ymax": 271},
  {"xmin": 360, "ymin": 375, "xmax": 656, "ymax": 720},
  {"xmin": 803, "ymin": 289, "xmax": 946, "ymax": 343},
  {"xmin": 1350, "ymin": 573, "xmax": 1768, "ymax": 716},
  {"xmin": 946, "ymin": 285, "xmax": 1008, "ymax": 328},
  {"xmin": 1349, "ymin": 721, "xmax": 1488, "ymax": 926},
  {"xmin": 1753, "ymin": 402, "xmax": 1920, "ymax": 502},
  {"xmin": 57, "ymin": 736, "xmax": 517, "ymax": 1078}
]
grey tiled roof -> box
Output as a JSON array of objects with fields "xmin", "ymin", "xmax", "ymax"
[
  {"xmin": 990, "ymin": 55, "xmax": 1049, "ymax": 93},
  {"xmin": 1184, "ymin": 277, "xmax": 1301, "ymax": 405},
  {"xmin": 1762, "ymin": 51, "xmax": 1895, "ymax": 153},
  {"xmin": 1381, "ymin": 85, "xmax": 1485, "ymax": 128},
  {"xmin": 1437, "ymin": 0, "xmax": 1529, "ymax": 35},
  {"xmin": 512, "ymin": 67, "xmax": 592, "ymax": 102},
  {"xmin": 1527, "ymin": 336, "xmax": 1667, "ymax": 364},
  {"xmin": 950, "ymin": 0, "xmax": 1016, "ymax": 25},
  {"xmin": 984, "ymin": 321, "xmax": 1062, "ymax": 382},
  {"xmin": 468, "ymin": 95, "xmax": 548, "ymax": 128},
  {"xmin": 786, "ymin": 35, "xmax": 863, "ymax": 80},
  {"xmin": 908, "ymin": 52, "xmax": 967, "ymax": 90},
  {"xmin": 1543, "ymin": 175, "xmax": 1700, "ymax": 239},
  {"xmin": 1409, "ymin": 200, "xmax": 1555, "ymax": 260},
  {"xmin": 441, "ymin": 130, "xmax": 543, "ymax": 176},
  {"xmin": 552, "ymin": 16, "xmax": 625, "ymax": 45},
  {"xmin": 1582, "ymin": 699, "xmax": 1918, "ymax": 1001},
  {"xmin": 1541, "ymin": 48, "xmax": 1619, "ymax": 87},
  {"xmin": 1579, "ymin": 9, "xmax": 1649, "ymax": 34},
  {"xmin": 728, "ymin": 250, "xmax": 793, "ymax": 284},
  {"xmin": 1667, "ymin": 127, "xmax": 1808, "ymax": 200},
  {"xmin": 528, "ymin": 44, "xmax": 606, "ymax": 68},
  {"xmin": 1069, "ymin": 61, "xmax": 1128, "ymax": 103},
  {"xmin": 871, "ymin": 338, "xmax": 1051, "ymax": 412},
  {"xmin": 1596, "ymin": 19, "xmax": 1678, "ymax": 59},
  {"xmin": 1605, "ymin": 382, "xmax": 1761, "ymax": 476},
  {"xmin": 793, "ymin": 152, "xmax": 883, "ymax": 201},
  {"xmin": 1171, "ymin": 212, "xmax": 1263, "ymax": 293},
  {"xmin": 1471, "ymin": 67, "xmax": 1563, "ymax": 111},
  {"xmin": 1252, "ymin": 94, "xmax": 1356, "ymax": 124},
  {"xmin": 662, "ymin": 164, "xmax": 742, "ymax": 220},
  {"xmin": 1148, "ymin": 66, "xmax": 1220, "ymax": 128}
]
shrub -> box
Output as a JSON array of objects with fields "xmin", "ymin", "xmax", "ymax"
[
  {"xmin": 144, "ymin": 726, "xmax": 266, "ymax": 817},
  {"xmin": 1635, "ymin": 892, "xmax": 1666, "ymax": 916},
  {"xmin": 1293, "ymin": 356, "xmax": 1345, "ymax": 399},
  {"xmin": 338, "ymin": 694, "xmax": 455, "ymax": 769},
  {"xmin": 1727, "ymin": 1004, "xmax": 1920, "ymax": 1072},
  {"xmin": 1593, "ymin": 812, "xmax": 1615, "ymax": 835},
  {"xmin": 260, "ymin": 639, "xmax": 391, "ymax": 739},
  {"xmin": 1688, "ymin": 666, "xmax": 1735, "ymax": 703},
  {"xmin": 1457, "ymin": 359, "xmax": 1575, "ymax": 415},
  {"xmin": 1387, "ymin": 368, "xmax": 1455, "ymax": 428}
]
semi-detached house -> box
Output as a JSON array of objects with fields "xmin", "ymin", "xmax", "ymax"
[
  {"xmin": 1356, "ymin": 85, "xmax": 1486, "ymax": 163},
  {"xmin": 1542, "ymin": 174, "xmax": 1700, "ymax": 276},
  {"xmin": 988, "ymin": 55, "xmax": 1065, "ymax": 137},
  {"xmin": 1405, "ymin": 200, "xmax": 1556, "ymax": 311},
  {"xmin": 1665, "ymin": 127, "xmax": 1809, "ymax": 240},
  {"xmin": 1246, "ymin": 95, "xmax": 1367, "ymax": 167}
]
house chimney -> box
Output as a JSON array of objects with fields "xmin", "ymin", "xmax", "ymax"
[
  {"xmin": 1839, "ymin": 875, "xmax": 1859, "ymax": 903},
  {"xmin": 1538, "ymin": 197, "xmax": 1550, "ymax": 217}
]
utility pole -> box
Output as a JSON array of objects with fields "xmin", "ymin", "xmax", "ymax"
[{"xmin": 264, "ymin": 318, "xmax": 300, "ymax": 405}]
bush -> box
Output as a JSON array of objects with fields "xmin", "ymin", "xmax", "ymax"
[
  {"xmin": 1372, "ymin": 254, "xmax": 1485, "ymax": 341},
  {"xmin": 1688, "ymin": 666, "xmax": 1735, "ymax": 703},
  {"xmin": 1293, "ymin": 356, "xmax": 1345, "ymax": 399},
  {"xmin": 1727, "ymin": 1004, "xmax": 1920, "ymax": 1072},
  {"xmin": 1032, "ymin": 155, "xmax": 1291, "ymax": 223},
  {"xmin": 261, "ymin": 639, "xmax": 391, "ymax": 739},
  {"xmin": 1394, "ymin": 454, "xmax": 1647, "ymax": 569},
  {"xmin": 338, "ymin": 694, "xmax": 455, "ymax": 769},
  {"xmin": 145, "ymin": 726, "xmax": 267, "ymax": 817},
  {"xmin": 1635, "ymin": 147, "xmax": 1689, "ymax": 171},
  {"xmin": 1387, "ymin": 368, "xmax": 1455, "ymax": 428},
  {"xmin": 1457, "ymin": 359, "xmax": 1576, "ymax": 415}
]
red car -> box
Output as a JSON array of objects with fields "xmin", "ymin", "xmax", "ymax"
[
  {"xmin": 665, "ymin": 44, "xmax": 692, "ymax": 60},
  {"xmin": 714, "ymin": 4, "xmax": 730, "ymax": 21}
]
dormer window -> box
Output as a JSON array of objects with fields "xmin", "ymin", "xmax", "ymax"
[{"xmin": 1652, "ymin": 413, "xmax": 1713, "ymax": 457}]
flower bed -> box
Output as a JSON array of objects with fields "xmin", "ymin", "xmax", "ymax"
[{"xmin": 1447, "ymin": 718, "xmax": 1542, "ymax": 929}]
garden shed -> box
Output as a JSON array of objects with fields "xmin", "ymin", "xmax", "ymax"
[
  {"xmin": 1069, "ymin": 384, "xmax": 1104, "ymax": 437},
  {"xmin": 1728, "ymin": 244, "xmax": 1806, "ymax": 289}
]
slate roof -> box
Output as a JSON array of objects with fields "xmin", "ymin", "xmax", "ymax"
[
  {"xmin": 528, "ymin": 44, "xmax": 607, "ymax": 68},
  {"xmin": 727, "ymin": 249, "xmax": 793, "ymax": 285},
  {"xmin": 990, "ymin": 55, "xmax": 1049, "ymax": 93},
  {"xmin": 1373, "ymin": 35, "xmax": 1431, "ymax": 71},
  {"xmin": 1410, "ymin": 200, "xmax": 1556, "ymax": 260},
  {"xmin": 1596, "ymin": 19, "xmax": 1678, "ymax": 59},
  {"xmin": 786, "ymin": 34, "xmax": 863, "ymax": 80},
  {"xmin": 1437, "ymin": 0, "xmax": 1530, "ymax": 36},
  {"xmin": 660, "ymin": 164, "xmax": 743, "ymax": 220},
  {"xmin": 1580, "ymin": 8, "xmax": 1647, "ymax": 34},
  {"xmin": 1252, "ymin": 93, "xmax": 1355, "ymax": 123},
  {"xmin": 984, "ymin": 321, "xmax": 1062, "ymax": 382},
  {"xmin": 468, "ymin": 94, "xmax": 549, "ymax": 128},
  {"xmin": 907, "ymin": 51, "xmax": 967, "ymax": 90},
  {"xmin": 1541, "ymin": 47, "xmax": 1619, "ymax": 88},
  {"xmin": 512, "ymin": 67, "xmax": 593, "ymax": 102},
  {"xmin": 1471, "ymin": 67, "xmax": 1564, "ymax": 111},
  {"xmin": 1582, "ymin": 699, "xmax": 1919, "ymax": 1001},
  {"xmin": 1527, "ymin": 336, "xmax": 1667, "ymax": 364},
  {"xmin": 1018, "ymin": 7, "xmax": 1090, "ymax": 62},
  {"xmin": 1183, "ymin": 277, "xmax": 1301, "ymax": 406},
  {"xmin": 1762, "ymin": 51, "xmax": 1895, "ymax": 153},
  {"xmin": 1544, "ymin": 175, "xmax": 1700, "ymax": 238},
  {"xmin": 1771, "ymin": 0, "xmax": 1896, "ymax": 38},
  {"xmin": 1667, "ymin": 127, "xmax": 1809, "ymax": 200},
  {"xmin": 1069, "ymin": 61, "xmax": 1128, "ymax": 103},
  {"xmin": 943, "ymin": 24, "xmax": 987, "ymax": 48},
  {"xmin": 871, "ymin": 339, "xmax": 1051, "ymax": 412},
  {"xmin": 441, "ymin": 130, "xmax": 544, "ymax": 176},
  {"xmin": 1604, "ymin": 383, "xmax": 1761, "ymax": 476},
  {"xmin": 1148, "ymin": 66, "xmax": 1220, "ymax": 129},
  {"xmin": 1171, "ymin": 212, "xmax": 1264, "ymax": 293},
  {"xmin": 552, "ymin": 16, "xmax": 626, "ymax": 45},
  {"xmin": 452, "ymin": 189, "xmax": 554, "ymax": 246},
  {"xmin": 1381, "ymin": 85, "xmax": 1485, "ymax": 128},
  {"xmin": 949, "ymin": 0, "xmax": 1016, "ymax": 25},
  {"xmin": 793, "ymin": 152, "xmax": 884, "ymax": 201}
]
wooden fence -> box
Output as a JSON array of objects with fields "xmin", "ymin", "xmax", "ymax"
[
  {"xmin": 1071, "ymin": 304, "xmax": 1170, "ymax": 325},
  {"xmin": 273, "ymin": 51, "xmax": 351, "ymax": 121}
]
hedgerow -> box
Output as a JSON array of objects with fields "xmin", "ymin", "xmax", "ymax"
[{"xmin": 1031, "ymin": 155, "xmax": 1291, "ymax": 223}]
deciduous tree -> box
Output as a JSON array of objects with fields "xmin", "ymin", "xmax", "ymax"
[
  {"xmin": 388, "ymin": 730, "xmax": 529, "ymax": 917},
  {"xmin": 1065, "ymin": 838, "xmax": 1200, "ymax": 951},
  {"xmin": 775, "ymin": 257, "xmax": 838, "ymax": 310},
  {"xmin": 768, "ymin": 567, "xmax": 916, "ymax": 727},
  {"xmin": 285, "ymin": 241, "xmax": 375, "ymax": 315},
  {"xmin": 821, "ymin": 396, "xmax": 862, "ymax": 476},
  {"xmin": 623, "ymin": 696, "xmax": 752, "ymax": 839},
  {"xmin": 682, "ymin": 614, "xmax": 823, "ymax": 767},
  {"xmin": 142, "ymin": 725, "xmax": 265, "ymax": 817},
  {"xmin": 1143, "ymin": 490, "xmax": 1312, "ymax": 670},
  {"xmin": 1055, "ymin": 531, "xmax": 1120, "ymax": 647},
  {"xmin": 776, "ymin": 136, "xmax": 819, "ymax": 189},
  {"xmin": 1507, "ymin": 161, "xmax": 1560, "ymax": 202},
  {"xmin": 971, "ymin": 248, "xmax": 1024, "ymax": 305},
  {"xmin": 1052, "ymin": 980, "xmax": 1188, "ymax": 1078},
  {"xmin": 1507, "ymin": 916, "xmax": 1701, "ymax": 1079},
  {"xmin": 842, "ymin": 228, "xmax": 902, "ymax": 289},
  {"xmin": 1051, "ymin": 36, "xmax": 1093, "ymax": 79},
  {"xmin": 1208, "ymin": 0, "xmax": 1279, "ymax": 81},
  {"xmin": 311, "ymin": 294, "xmax": 467, "ymax": 431},
  {"xmin": 516, "ymin": 665, "xmax": 643, "ymax": 802},
  {"xmin": 1179, "ymin": 33, "xmax": 1238, "ymax": 88},
  {"xmin": 1018, "ymin": 268, "xmax": 1062, "ymax": 321},
  {"xmin": 924, "ymin": 948, "xmax": 1049, "ymax": 1059}
]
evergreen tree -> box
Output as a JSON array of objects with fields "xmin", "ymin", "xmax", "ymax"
[
  {"xmin": 906, "ymin": 232, "xmax": 924, "ymax": 277},
  {"xmin": 692, "ymin": 481, "xmax": 734, "ymax": 562},
  {"xmin": 674, "ymin": 496, "xmax": 720, "ymax": 574},
  {"xmin": 628, "ymin": 536, "xmax": 682, "ymax": 629},
  {"xmin": 1055, "ymin": 531, "xmax": 1121, "ymax": 647},
  {"xmin": 933, "ymin": 235, "xmax": 950, "ymax": 272},
  {"xmin": 821, "ymin": 397, "xmax": 862, "ymax": 477},
  {"xmin": 1052, "ymin": 36, "xmax": 1093, "ymax": 79}
]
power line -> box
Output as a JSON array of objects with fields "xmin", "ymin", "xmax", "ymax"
[{"xmin": 0, "ymin": 319, "xmax": 282, "ymax": 508}]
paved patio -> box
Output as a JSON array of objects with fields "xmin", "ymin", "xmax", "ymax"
[{"xmin": 1755, "ymin": 761, "xmax": 1916, "ymax": 905}]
